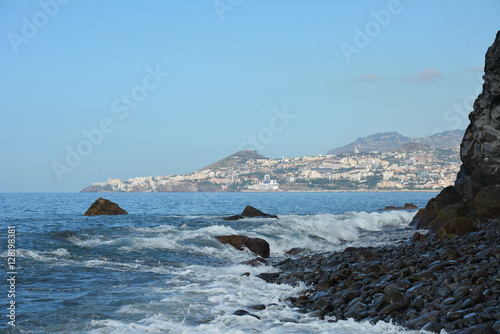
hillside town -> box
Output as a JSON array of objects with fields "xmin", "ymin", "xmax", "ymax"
[{"xmin": 82, "ymin": 147, "xmax": 461, "ymax": 193}]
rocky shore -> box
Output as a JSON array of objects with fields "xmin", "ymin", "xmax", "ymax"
[
  {"xmin": 270, "ymin": 220, "xmax": 499, "ymax": 333},
  {"xmin": 249, "ymin": 30, "xmax": 500, "ymax": 334}
]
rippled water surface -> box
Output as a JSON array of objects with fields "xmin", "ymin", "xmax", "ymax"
[{"xmin": 0, "ymin": 192, "xmax": 437, "ymax": 333}]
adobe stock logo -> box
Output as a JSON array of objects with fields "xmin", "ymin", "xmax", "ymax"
[
  {"xmin": 213, "ymin": 0, "xmax": 243, "ymax": 21},
  {"xmin": 237, "ymin": 107, "xmax": 295, "ymax": 152},
  {"xmin": 7, "ymin": 0, "xmax": 70, "ymax": 54},
  {"xmin": 339, "ymin": 0, "xmax": 404, "ymax": 64},
  {"xmin": 51, "ymin": 65, "xmax": 168, "ymax": 182}
]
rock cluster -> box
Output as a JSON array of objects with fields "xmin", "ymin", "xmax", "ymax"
[
  {"xmin": 380, "ymin": 203, "xmax": 417, "ymax": 211},
  {"xmin": 84, "ymin": 198, "xmax": 128, "ymax": 216},
  {"xmin": 270, "ymin": 220, "xmax": 499, "ymax": 333}
]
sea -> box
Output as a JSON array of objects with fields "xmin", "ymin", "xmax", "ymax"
[{"xmin": 1, "ymin": 192, "xmax": 438, "ymax": 334}]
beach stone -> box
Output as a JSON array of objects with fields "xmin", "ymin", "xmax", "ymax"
[
  {"xmin": 223, "ymin": 205, "xmax": 278, "ymax": 220},
  {"xmin": 256, "ymin": 272, "xmax": 280, "ymax": 283},
  {"xmin": 407, "ymin": 311, "xmax": 440, "ymax": 330},
  {"xmin": 84, "ymin": 198, "xmax": 128, "ymax": 216},
  {"xmin": 241, "ymin": 257, "xmax": 268, "ymax": 267},
  {"xmin": 410, "ymin": 232, "xmax": 428, "ymax": 243},
  {"xmin": 285, "ymin": 247, "xmax": 308, "ymax": 255},
  {"xmin": 233, "ymin": 309, "xmax": 261, "ymax": 320},
  {"xmin": 377, "ymin": 288, "xmax": 409, "ymax": 315},
  {"xmin": 215, "ymin": 235, "xmax": 270, "ymax": 258},
  {"xmin": 421, "ymin": 321, "xmax": 442, "ymax": 333}
]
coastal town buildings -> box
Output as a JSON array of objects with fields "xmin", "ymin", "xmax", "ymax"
[{"xmin": 83, "ymin": 148, "xmax": 461, "ymax": 193}]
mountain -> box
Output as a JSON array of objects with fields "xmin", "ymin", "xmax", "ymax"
[
  {"xmin": 327, "ymin": 129, "xmax": 464, "ymax": 155},
  {"xmin": 199, "ymin": 150, "xmax": 266, "ymax": 170}
]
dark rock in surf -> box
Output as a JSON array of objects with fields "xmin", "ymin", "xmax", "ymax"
[
  {"xmin": 215, "ymin": 235, "xmax": 270, "ymax": 258},
  {"xmin": 223, "ymin": 205, "xmax": 278, "ymax": 220},
  {"xmin": 256, "ymin": 272, "xmax": 280, "ymax": 283},
  {"xmin": 51, "ymin": 230, "xmax": 80, "ymax": 243},
  {"xmin": 380, "ymin": 203, "xmax": 418, "ymax": 210},
  {"xmin": 84, "ymin": 198, "xmax": 128, "ymax": 216},
  {"xmin": 241, "ymin": 257, "xmax": 269, "ymax": 267},
  {"xmin": 233, "ymin": 309, "xmax": 261, "ymax": 320}
]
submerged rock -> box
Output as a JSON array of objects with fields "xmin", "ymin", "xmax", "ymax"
[
  {"xmin": 84, "ymin": 198, "xmax": 128, "ymax": 216},
  {"xmin": 215, "ymin": 235, "xmax": 270, "ymax": 258},
  {"xmin": 380, "ymin": 203, "xmax": 418, "ymax": 210},
  {"xmin": 223, "ymin": 205, "xmax": 278, "ymax": 220},
  {"xmin": 51, "ymin": 230, "xmax": 81, "ymax": 243}
]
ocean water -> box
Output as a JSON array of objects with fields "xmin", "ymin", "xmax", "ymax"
[{"xmin": 0, "ymin": 192, "xmax": 438, "ymax": 334}]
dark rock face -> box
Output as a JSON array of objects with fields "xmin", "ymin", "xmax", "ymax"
[
  {"xmin": 409, "ymin": 186, "xmax": 463, "ymax": 230},
  {"xmin": 84, "ymin": 198, "xmax": 128, "ymax": 216},
  {"xmin": 223, "ymin": 205, "xmax": 278, "ymax": 221},
  {"xmin": 411, "ymin": 31, "xmax": 500, "ymax": 233},
  {"xmin": 215, "ymin": 235, "xmax": 270, "ymax": 258},
  {"xmin": 455, "ymin": 31, "xmax": 500, "ymax": 219}
]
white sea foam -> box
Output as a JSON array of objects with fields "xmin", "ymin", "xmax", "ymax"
[{"xmin": 88, "ymin": 261, "xmax": 428, "ymax": 334}]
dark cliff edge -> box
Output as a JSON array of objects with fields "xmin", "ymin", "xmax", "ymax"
[
  {"xmin": 259, "ymin": 31, "xmax": 500, "ymax": 334},
  {"xmin": 410, "ymin": 31, "xmax": 500, "ymax": 233}
]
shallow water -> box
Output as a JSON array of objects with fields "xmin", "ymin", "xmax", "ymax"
[{"xmin": 0, "ymin": 192, "xmax": 437, "ymax": 333}]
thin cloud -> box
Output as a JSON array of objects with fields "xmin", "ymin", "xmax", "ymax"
[
  {"xmin": 463, "ymin": 66, "xmax": 484, "ymax": 73},
  {"xmin": 353, "ymin": 74, "xmax": 385, "ymax": 82},
  {"xmin": 402, "ymin": 68, "xmax": 443, "ymax": 82}
]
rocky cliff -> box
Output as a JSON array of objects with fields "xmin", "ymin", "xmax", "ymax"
[
  {"xmin": 455, "ymin": 31, "xmax": 500, "ymax": 219},
  {"xmin": 411, "ymin": 31, "xmax": 500, "ymax": 233}
]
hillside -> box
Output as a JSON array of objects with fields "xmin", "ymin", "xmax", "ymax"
[
  {"xmin": 327, "ymin": 129, "xmax": 464, "ymax": 155},
  {"xmin": 199, "ymin": 150, "xmax": 266, "ymax": 170}
]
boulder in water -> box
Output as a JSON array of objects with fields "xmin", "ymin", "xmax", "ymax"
[
  {"xmin": 215, "ymin": 235, "xmax": 270, "ymax": 258},
  {"xmin": 380, "ymin": 203, "xmax": 418, "ymax": 210},
  {"xmin": 84, "ymin": 198, "xmax": 128, "ymax": 216},
  {"xmin": 223, "ymin": 205, "xmax": 278, "ymax": 221}
]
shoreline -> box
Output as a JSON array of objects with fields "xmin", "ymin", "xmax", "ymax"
[
  {"xmin": 79, "ymin": 189, "xmax": 440, "ymax": 194},
  {"xmin": 262, "ymin": 220, "xmax": 500, "ymax": 333}
]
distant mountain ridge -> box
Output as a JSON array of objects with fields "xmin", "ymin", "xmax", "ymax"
[{"xmin": 327, "ymin": 129, "xmax": 464, "ymax": 155}]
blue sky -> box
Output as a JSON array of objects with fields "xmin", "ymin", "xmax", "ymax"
[{"xmin": 1, "ymin": 0, "xmax": 499, "ymax": 192}]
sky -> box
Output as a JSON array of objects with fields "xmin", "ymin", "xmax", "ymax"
[{"xmin": 1, "ymin": 0, "xmax": 499, "ymax": 192}]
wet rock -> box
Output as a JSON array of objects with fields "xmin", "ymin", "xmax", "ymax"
[
  {"xmin": 215, "ymin": 235, "xmax": 270, "ymax": 258},
  {"xmin": 410, "ymin": 271, "xmax": 436, "ymax": 282},
  {"xmin": 429, "ymin": 203, "xmax": 476, "ymax": 238},
  {"xmin": 410, "ymin": 232, "xmax": 428, "ymax": 243},
  {"xmin": 421, "ymin": 321, "xmax": 442, "ymax": 333},
  {"xmin": 223, "ymin": 205, "xmax": 278, "ymax": 220},
  {"xmin": 377, "ymin": 288, "xmax": 409, "ymax": 315},
  {"xmin": 51, "ymin": 230, "xmax": 80, "ymax": 243},
  {"xmin": 241, "ymin": 257, "xmax": 268, "ymax": 267},
  {"xmin": 256, "ymin": 272, "xmax": 280, "ymax": 283},
  {"xmin": 409, "ymin": 186, "xmax": 462, "ymax": 229},
  {"xmin": 407, "ymin": 311, "xmax": 440, "ymax": 330},
  {"xmin": 233, "ymin": 309, "xmax": 261, "ymax": 320},
  {"xmin": 84, "ymin": 198, "xmax": 128, "ymax": 216},
  {"xmin": 380, "ymin": 203, "xmax": 418, "ymax": 210},
  {"xmin": 312, "ymin": 299, "xmax": 334, "ymax": 312},
  {"xmin": 285, "ymin": 247, "xmax": 308, "ymax": 255}
]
